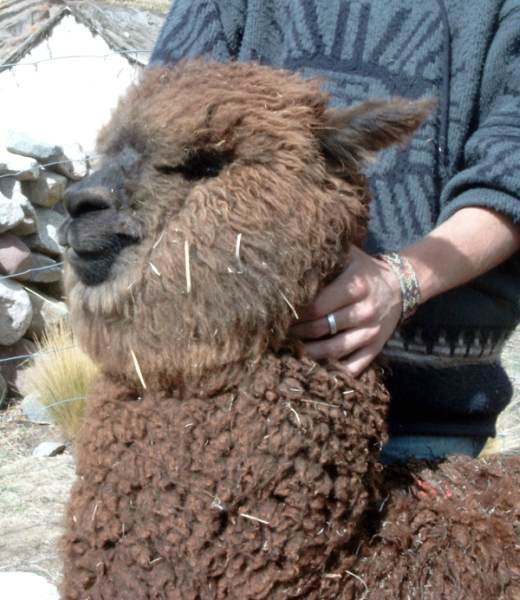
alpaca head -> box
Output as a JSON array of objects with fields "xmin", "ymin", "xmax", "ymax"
[{"xmin": 60, "ymin": 60, "xmax": 430, "ymax": 387}]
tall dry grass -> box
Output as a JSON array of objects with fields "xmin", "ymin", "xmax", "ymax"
[{"xmin": 20, "ymin": 320, "xmax": 98, "ymax": 439}]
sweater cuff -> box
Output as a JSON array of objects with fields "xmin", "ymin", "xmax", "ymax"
[{"xmin": 438, "ymin": 188, "xmax": 520, "ymax": 226}]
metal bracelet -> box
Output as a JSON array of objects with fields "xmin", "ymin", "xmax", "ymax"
[{"xmin": 378, "ymin": 252, "xmax": 422, "ymax": 322}]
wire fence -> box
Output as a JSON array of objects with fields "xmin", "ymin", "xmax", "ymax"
[
  {"xmin": 0, "ymin": 49, "xmax": 151, "ymax": 382},
  {"xmin": 0, "ymin": 156, "xmax": 101, "ymax": 180}
]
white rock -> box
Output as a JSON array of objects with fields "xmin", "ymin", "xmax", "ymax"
[
  {"xmin": 63, "ymin": 142, "xmax": 91, "ymax": 179},
  {"xmin": 0, "ymin": 572, "xmax": 58, "ymax": 600},
  {"xmin": 25, "ymin": 286, "xmax": 68, "ymax": 337},
  {"xmin": 0, "ymin": 151, "xmax": 40, "ymax": 181},
  {"xmin": 21, "ymin": 207, "xmax": 65, "ymax": 256},
  {"xmin": 0, "ymin": 279, "xmax": 32, "ymax": 345},
  {"xmin": 22, "ymin": 393, "xmax": 54, "ymax": 424},
  {"xmin": 16, "ymin": 253, "xmax": 63, "ymax": 283},
  {"xmin": 0, "ymin": 193, "xmax": 25, "ymax": 234},
  {"xmin": 33, "ymin": 441, "xmax": 66, "ymax": 457},
  {"xmin": 6, "ymin": 132, "xmax": 75, "ymax": 179},
  {"xmin": 0, "ymin": 179, "xmax": 36, "ymax": 234}
]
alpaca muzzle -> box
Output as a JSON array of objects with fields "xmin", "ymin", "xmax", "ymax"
[{"xmin": 61, "ymin": 159, "xmax": 142, "ymax": 286}]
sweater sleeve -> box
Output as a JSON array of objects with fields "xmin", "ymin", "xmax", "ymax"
[
  {"xmin": 150, "ymin": 0, "xmax": 246, "ymax": 65},
  {"xmin": 438, "ymin": 4, "xmax": 520, "ymax": 225}
]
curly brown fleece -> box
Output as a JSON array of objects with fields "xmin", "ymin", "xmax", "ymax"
[
  {"xmin": 62, "ymin": 355, "xmax": 389, "ymax": 599},
  {"xmin": 59, "ymin": 60, "xmax": 520, "ymax": 600},
  {"xmin": 352, "ymin": 455, "xmax": 520, "ymax": 599}
]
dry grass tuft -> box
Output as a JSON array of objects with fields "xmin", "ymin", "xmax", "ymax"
[{"xmin": 20, "ymin": 320, "xmax": 98, "ymax": 439}]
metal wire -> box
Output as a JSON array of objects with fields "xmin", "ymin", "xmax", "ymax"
[
  {"xmin": 0, "ymin": 155, "xmax": 101, "ymax": 180},
  {"xmin": 0, "ymin": 345, "xmax": 77, "ymax": 365},
  {"xmin": 44, "ymin": 395, "xmax": 86, "ymax": 410},
  {"xmin": 0, "ymin": 262, "xmax": 64, "ymax": 282}
]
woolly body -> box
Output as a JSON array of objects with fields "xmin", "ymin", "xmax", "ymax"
[{"xmin": 60, "ymin": 61, "xmax": 519, "ymax": 598}]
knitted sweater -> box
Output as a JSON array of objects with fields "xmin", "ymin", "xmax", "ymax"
[{"xmin": 151, "ymin": 0, "xmax": 520, "ymax": 437}]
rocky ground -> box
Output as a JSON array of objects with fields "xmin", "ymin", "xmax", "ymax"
[{"xmin": 0, "ymin": 401, "xmax": 74, "ymax": 594}]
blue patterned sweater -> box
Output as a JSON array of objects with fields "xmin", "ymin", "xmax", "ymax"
[{"xmin": 151, "ymin": 0, "xmax": 520, "ymax": 437}]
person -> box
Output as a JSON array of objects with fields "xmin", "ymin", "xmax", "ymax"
[{"xmin": 150, "ymin": 0, "xmax": 520, "ymax": 462}]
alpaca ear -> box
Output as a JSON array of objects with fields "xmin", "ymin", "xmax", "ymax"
[{"xmin": 317, "ymin": 98, "xmax": 434, "ymax": 174}]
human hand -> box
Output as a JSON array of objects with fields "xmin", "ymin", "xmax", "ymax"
[{"xmin": 289, "ymin": 246, "xmax": 402, "ymax": 376}]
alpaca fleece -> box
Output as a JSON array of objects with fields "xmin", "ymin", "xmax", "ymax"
[
  {"xmin": 59, "ymin": 60, "xmax": 520, "ymax": 600},
  {"xmin": 62, "ymin": 355, "xmax": 388, "ymax": 599},
  {"xmin": 61, "ymin": 60, "xmax": 426, "ymax": 599},
  {"xmin": 353, "ymin": 455, "xmax": 520, "ymax": 599}
]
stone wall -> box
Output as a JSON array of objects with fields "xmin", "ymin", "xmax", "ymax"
[{"xmin": 0, "ymin": 134, "xmax": 88, "ymax": 397}]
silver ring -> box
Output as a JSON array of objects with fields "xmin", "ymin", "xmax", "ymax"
[{"xmin": 327, "ymin": 313, "xmax": 338, "ymax": 336}]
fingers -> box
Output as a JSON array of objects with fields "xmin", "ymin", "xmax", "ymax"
[
  {"xmin": 341, "ymin": 344, "xmax": 380, "ymax": 377},
  {"xmin": 298, "ymin": 270, "xmax": 368, "ymax": 321},
  {"xmin": 303, "ymin": 326, "xmax": 380, "ymax": 362},
  {"xmin": 290, "ymin": 301, "xmax": 376, "ymax": 340}
]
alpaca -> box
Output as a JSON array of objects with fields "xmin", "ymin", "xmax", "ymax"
[
  {"xmin": 59, "ymin": 60, "xmax": 519, "ymax": 599},
  {"xmin": 354, "ymin": 455, "xmax": 520, "ymax": 599}
]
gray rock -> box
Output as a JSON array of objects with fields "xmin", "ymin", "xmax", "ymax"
[
  {"xmin": 0, "ymin": 152, "xmax": 40, "ymax": 181},
  {"xmin": 20, "ymin": 177, "xmax": 48, "ymax": 207},
  {"xmin": 32, "ymin": 441, "xmax": 66, "ymax": 458},
  {"xmin": 0, "ymin": 192, "xmax": 25, "ymax": 234},
  {"xmin": 6, "ymin": 132, "xmax": 74, "ymax": 179},
  {"xmin": 0, "ymin": 337, "xmax": 36, "ymax": 388},
  {"xmin": 21, "ymin": 172, "xmax": 67, "ymax": 208},
  {"xmin": 21, "ymin": 393, "xmax": 54, "ymax": 424},
  {"xmin": 0, "ymin": 572, "xmax": 59, "ymax": 600},
  {"xmin": 37, "ymin": 279, "xmax": 64, "ymax": 301},
  {"xmin": 25, "ymin": 286, "xmax": 68, "ymax": 338},
  {"xmin": 9, "ymin": 191, "xmax": 37, "ymax": 236},
  {"xmin": 0, "ymin": 279, "xmax": 32, "ymax": 345},
  {"xmin": 0, "ymin": 233, "xmax": 32, "ymax": 276},
  {"xmin": 21, "ymin": 207, "xmax": 64, "ymax": 256},
  {"xmin": 0, "ymin": 373, "xmax": 7, "ymax": 409},
  {"xmin": 16, "ymin": 253, "xmax": 63, "ymax": 283},
  {"xmin": 45, "ymin": 172, "xmax": 68, "ymax": 204}
]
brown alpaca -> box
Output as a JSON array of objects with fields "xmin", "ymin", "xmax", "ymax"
[{"xmin": 59, "ymin": 61, "xmax": 519, "ymax": 599}]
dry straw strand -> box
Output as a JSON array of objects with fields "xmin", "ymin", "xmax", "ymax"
[
  {"xmin": 130, "ymin": 347, "xmax": 147, "ymax": 390},
  {"xmin": 280, "ymin": 291, "xmax": 299, "ymax": 319},
  {"xmin": 184, "ymin": 240, "xmax": 191, "ymax": 293},
  {"xmin": 239, "ymin": 512, "xmax": 270, "ymax": 525}
]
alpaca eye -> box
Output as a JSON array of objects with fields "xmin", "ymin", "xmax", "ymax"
[{"xmin": 155, "ymin": 150, "xmax": 231, "ymax": 181}]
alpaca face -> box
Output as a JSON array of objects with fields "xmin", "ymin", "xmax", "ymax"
[{"xmin": 60, "ymin": 61, "xmax": 430, "ymax": 385}]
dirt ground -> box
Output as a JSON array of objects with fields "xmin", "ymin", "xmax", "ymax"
[{"xmin": 0, "ymin": 402, "xmax": 74, "ymax": 586}]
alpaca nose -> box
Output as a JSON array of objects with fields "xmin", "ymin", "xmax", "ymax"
[{"xmin": 64, "ymin": 186, "xmax": 114, "ymax": 219}]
